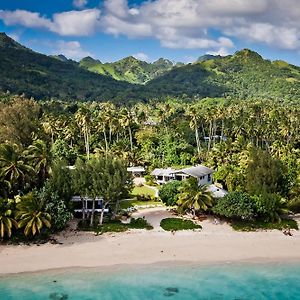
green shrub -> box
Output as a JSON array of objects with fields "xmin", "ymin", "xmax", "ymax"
[
  {"xmin": 160, "ymin": 218, "xmax": 201, "ymax": 231},
  {"xmin": 129, "ymin": 217, "xmax": 153, "ymax": 230},
  {"xmin": 78, "ymin": 217, "xmax": 153, "ymax": 233},
  {"xmin": 253, "ymin": 193, "xmax": 289, "ymax": 222},
  {"xmin": 231, "ymin": 218, "xmax": 298, "ymax": 231},
  {"xmin": 145, "ymin": 175, "xmax": 155, "ymax": 185},
  {"xmin": 288, "ymin": 198, "xmax": 300, "ymax": 213},
  {"xmin": 213, "ymin": 191, "xmax": 256, "ymax": 220},
  {"xmin": 159, "ymin": 180, "xmax": 182, "ymax": 206}
]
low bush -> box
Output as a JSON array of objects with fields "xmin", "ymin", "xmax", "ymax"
[
  {"xmin": 160, "ymin": 218, "xmax": 201, "ymax": 231},
  {"xmin": 145, "ymin": 175, "xmax": 156, "ymax": 186},
  {"xmin": 78, "ymin": 217, "xmax": 153, "ymax": 233},
  {"xmin": 288, "ymin": 199, "xmax": 300, "ymax": 213},
  {"xmin": 159, "ymin": 180, "xmax": 182, "ymax": 206},
  {"xmin": 231, "ymin": 218, "xmax": 298, "ymax": 232},
  {"xmin": 213, "ymin": 192, "xmax": 256, "ymax": 221}
]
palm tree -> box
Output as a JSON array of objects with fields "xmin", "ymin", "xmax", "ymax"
[
  {"xmin": 120, "ymin": 108, "xmax": 136, "ymax": 152},
  {"xmin": 42, "ymin": 115, "xmax": 58, "ymax": 145},
  {"xmin": 0, "ymin": 143, "xmax": 34, "ymax": 195},
  {"xmin": 186, "ymin": 105, "xmax": 201, "ymax": 154},
  {"xmin": 16, "ymin": 193, "xmax": 51, "ymax": 237},
  {"xmin": 0, "ymin": 199, "xmax": 17, "ymax": 239},
  {"xmin": 75, "ymin": 106, "xmax": 92, "ymax": 160},
  {"xmin": 177, "ymin": 177, "xmax": 213, "ymax": 216},
  {"xmin": 24, "ymin": 140, "xmax": 51, "ymax": 183}
]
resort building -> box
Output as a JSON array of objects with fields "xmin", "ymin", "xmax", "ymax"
[
  {"xmin": 151, "ymin": 165, "xmax": 228, "ymax": 198},
  {"xmin": 71, "ymin": 196, "xmax": 109, "ymax": 215},
  {"xmin": 151, "ymin": 165, "xmax": 213, "ymax": 185},
  {"xmin": 127, "ymin": 166, "xmax": 145, "ymax": 177}
]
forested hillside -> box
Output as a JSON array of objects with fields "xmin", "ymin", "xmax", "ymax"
[
  {"xmin": 146, "ymin": 49, "xmax": 300, "ymax": 100},
  {"xmin": 79, "ymin": 56, "xmax": 175, "ymax": 84},
  {"xmin": 0, "ymin": 33, "xmax": 134, "ymax": 103},
  {"xmin": 0, "ymin": 33, "xmax": 299, "ymax": 102}
]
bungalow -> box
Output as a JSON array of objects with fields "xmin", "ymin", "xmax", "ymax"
[
  {"xmin": 71, "ymin": 196, "xmax": 109, "ymax": 215},
  {"xmin": 127, "ymin": 166, "xmax": 145, "ymax": 177},
  {"xmin": 151, "ymin": 165, "xmax": 213, "ymax": 185},
  {"xmin": 151, "ymin": 167, "xmax": 176, "ymax": 185},
  {"xmin": 151, "ymin": 165, "xmax": 227, "ymax": 198}
]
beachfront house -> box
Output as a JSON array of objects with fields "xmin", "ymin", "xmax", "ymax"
[
  {"xmin": 151, "ymin": 165, "xmax": 228, "ymax": 198},
  {"xmin": 127, "ymin": 166, "xmax": 145, "ymax": 177},
  {"xmin": 71, "ymin": 196, "xmax": 109, "ymax": 216},
  {"xmin": 151, "ymin": 165, "xmax": 213, "ymax": 185}
]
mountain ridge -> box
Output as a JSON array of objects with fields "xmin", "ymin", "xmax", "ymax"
[{"xmin": 0, "ymin": 32, "xmax": 299, "ymax": 102}]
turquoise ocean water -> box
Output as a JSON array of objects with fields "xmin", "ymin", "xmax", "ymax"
[{"xmin": 0, "ymin": 262, "xmax": 300, "ymax": 299}]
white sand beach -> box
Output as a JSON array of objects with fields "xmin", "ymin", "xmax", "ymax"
[{"xmin": 0, "ymin": 208, "xmax": 300, "ymax": 275}]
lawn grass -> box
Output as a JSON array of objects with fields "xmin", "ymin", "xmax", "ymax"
[
  {"xmin": 231, "ymin": 218, "xmax": 299, "ymax": 232},
  {"xmin": 132, "ymin": 185, "xmax": 156, "ymax": 197},
  {"xmin": 160, "ymin": 218, "xmax": 202, "ymax": 231},
  {"xmin": 78, "ymin": 217, "xmax": 153, "ymax": 234}
]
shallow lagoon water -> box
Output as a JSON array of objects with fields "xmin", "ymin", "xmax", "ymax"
[{"xmin": 0, "ymin": 262, "xmax": 300, "ymax": 299}]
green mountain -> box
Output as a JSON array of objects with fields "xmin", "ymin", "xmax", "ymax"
[
  {"xmin": 146, "ymin": 49, "xmax": 300, "ymax": 100},
  {"xmin": 79, "ymin": 56, "xmax": 175, "ymax": 84},
  {"xmin": 0, "ymin": 32, "xmax": 299, "ymax": 102},
  {"xmin": 0, "ymin": 32, "xmax": 133, "ymax": 102},
  {"xmin": 197, "ymin": 54, "xmax": 222, "ymax": 62}
]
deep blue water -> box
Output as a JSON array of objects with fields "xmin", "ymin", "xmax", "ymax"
[{"xmin": 0, "ymin": 263, "xmax": 300, "ymax": 299}]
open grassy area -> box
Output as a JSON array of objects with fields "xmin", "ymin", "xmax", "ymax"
[
  {"xmin": 78, "ymin": 217, "xmax": 153, "ymax": 234},
  {"xmin": 231, "ymin": 218, "xmax": 299, "ymax": 231},
  {"xmin": 131, "ymin": 185, "xmax": 156, "ymax": 197},
  {"xmin": 160, "ymin": 218, "xmax": 202, "ymax": 231}
]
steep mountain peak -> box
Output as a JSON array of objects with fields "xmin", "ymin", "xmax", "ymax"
[
  {"xmin": 79, "ymin": 56, "xmax": 102, "ymax": 68},
  {"xmin": 153, "ymin": 58, "xmax": 173, "ymax": 67},
  {"xmin": 0, "ymin": 32, "xmax": 26, "ymax": 50},
  {"xmin": 118, "ymin": 56, "xmax": 142, "ymax": 64},
  {"xmin": 197, "ymin": 54, "xmax": 223, "ymax": 62},
  {"xmin": 234, "ymin": 49, "xmax": 263, "ymax": 60},
  {"xmin": 81, "ymin": 56, "xmax": 101, "ymax": 63},
  {"xmin": 50, "ymin": 54, "xmax": 69, "ymax": 62}
]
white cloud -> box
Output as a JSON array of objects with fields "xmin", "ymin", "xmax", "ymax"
[
  {"xmin": 73, "ymin": 0, "xmax": 88, "ymax": 9},
  {"xmin": 51, "ymin": 9, "xmax": 101, "ymax": 36},
  {"xmin": 133, "ymin": 52, "xmax": 149, "ymax": 61},
  {"xmin": 1, "ymin": 0, "xmax": 300, "ymax": 52},
  {"xmin": 0, "ymin": 9, "xmax": 101, "ymax": 36},
  {"xmin": 207, "ymin": 47, "xmax": 231, "ymax": 56},
  {"xmin": 0, "ymin": 9, "xmax": 52, "ymax": 29},
  {"xmin": 54, "ymin": 40, "xmax": 92, "ymax": 60}
]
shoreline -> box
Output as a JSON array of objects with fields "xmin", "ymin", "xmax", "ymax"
[
  {"xmin": 1, "ymin": 258, "xmax": 300, "ymax": 278},
  {"xmin": 1, "ymin": 227, "xmax": 300, "ymax": 275}
]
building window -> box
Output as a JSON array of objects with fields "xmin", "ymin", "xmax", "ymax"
[{"xmin": 208, "ymin": 174, "xmax": 211, "ymax": 182}]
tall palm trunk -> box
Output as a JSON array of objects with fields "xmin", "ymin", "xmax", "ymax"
[
  {"xmin": 195, "ymin": 127, "xmax": 201, "ymax": 154},
  {"xmin": 90, "ymin": 198, "xmax": 95, "ymax": 227},
  {"xmin": 128, "ymin": 126, "xmax": 133, "ymax": 151}
]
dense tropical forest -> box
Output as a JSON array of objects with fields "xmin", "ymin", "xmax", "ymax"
[
  {"xmin": 0, "ymin": 92, "xmax": 299, "ymax": 240},
  {"xmin": 1, "ymin": 32, "xmax": 300, "ymax": 102}
]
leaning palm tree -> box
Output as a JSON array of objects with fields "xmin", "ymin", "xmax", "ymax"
[
  {"xmin": 24, "ymin": 140, "xmax": 51, "ymax": 183},
  {"xmin": 177, "ymin": 177, "xmax": 213, "ymax": 216},
  {"xmin": 16, "ymin": 193, "xmax": 51, "ymax": 237},
  {"xmin": 0, "ymin": 199, "xmax": 17, "ymax": 239},
  {"xmin": 0, "ymin": 143, "xmax": 34, "ymax": 194}
]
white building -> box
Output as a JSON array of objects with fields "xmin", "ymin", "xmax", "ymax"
[
  {"xmin": 151, "ymin": 165, "xmax": 213, "ymax": 185},
  {"xmin": 151, "ymin": 165, "xmax": 228, "ymax": 198},
  {"xmin": 127, "ymin": 166, "xmax": 145, "ymax": 177}
]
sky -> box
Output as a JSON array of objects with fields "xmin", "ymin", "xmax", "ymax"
[{"xmin": 0, "ymin": 0, "xmax": 299, "ymax": 65}]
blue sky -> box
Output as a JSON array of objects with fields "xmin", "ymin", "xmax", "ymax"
[{"xmin": 0, "ymin": 0, "xmax": 299, "ymax": 65}]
